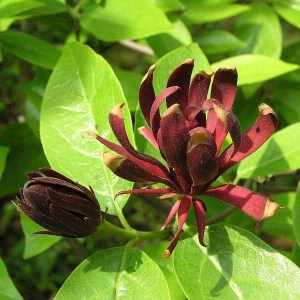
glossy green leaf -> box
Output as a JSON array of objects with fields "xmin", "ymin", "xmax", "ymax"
[
  {"xmin": 281, "ymin": 40, "xmax": 300, "ymax": 83},
  {"xmin": 0, "ymin": 123, "xmax": 48, "ymax": 198},
  {"xmin": 147, "ymin": 19, "xmax": 192, "ymax": 57},
  {"xmin": 0, "ymin": 0, "xmax": 42, "ymax": 19},
  {"xmin": 181, "ymin": 1, "xmax": 249, "ymax": 24},
  {"xmin": 274, "ymin": 3, "xmax": 300, "ymax": 28},
  {"xmin": 174, "ymin": 225, "xmax": 300, "ymax": 300},
  {"xmin": 212, "ymin": 54, "xmax": 299, "ymax": 85},
  {"xmin": 293, "ymin": 181, "xmax": 300, "ymax": 248},
  {"xmin": 143, "ymin": 242, "xmax": 186, "ymax": 300},
  {"xmin": 0, "ymin": 30, "xmax": 61, "ymax": 69},
  {"xmin": 80, "ymin": 0, "xmax": 172, "ymax": 42},
  {"xmin": 20, "ymin": 213, "xmax": 61, "ymax": 259},
  {"xmin": 262, "ymin": 192, "xmax": 295, "ymax": 239},
  {"xmin": 55, "ymin": 247, "xmax": 170, "ymax": 300},
  {"xmin": 40, "ymin": 42, "xmax": 133, "ymax": 215},
  {"xmin": 195, "ymin": 30, "xmax": 245, "ymax": 55},
  {"xmin": 0, "ymin": 257, "xmax": 23, "ymax": 300},
  {"xmin": 0, "ymin": 145, "xmax": 9, "ymax": 181},
  {"xmin": 234, "ymin": 3, "xmax": 282, "ymax": 58},
  {"xmin": 237, "ymin": 122, "xmax": 300, "ymax": 178},
  {"xmin": 114, "ymin": 68, "xmax": 142, "ymax": 112},
  {"xmin": 149, "ymin": 0, "xmax": 185, "ymax": 12}
]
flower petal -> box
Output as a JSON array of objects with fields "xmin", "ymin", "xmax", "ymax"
[
  {"xmin": 188, "ymin": 70, "xmax": 213, "ymax": 107},
  {"xmin": 204, "ymin": 184, "xmax": 279, "ymax": 220},
  {"xmin": 161, "ymin": 199, "xmax": 181, "ymax": 230},
  {"xmin": 204, "ymin": 99, "xmax": 241, "ymax": 155},
  {"xmin": 167, "ymin": 59, "xmax": 194, "ymax": 110},
  {"xmin": 137, "ymin": 126, "xmax": 159, "ymax": 150},
  {"xmin": 164, "ymin": 195, "xmax": 192, "ymax": 258},
  {"xmin": 139, "ymin": 64, "xmax": 156, "ymax": 126},
  {"xmin": 39, "ymin": 168, "xmax": 77, "ymax": 185},
  {"xmin": 187, "ymin": 128, "xmax": 218, "ymax": 187},
  {"xmin": 160, "ymin": 104, "xmax": 192, "ymax": 192},
  {"xmin": 150, "ymin": 86, "xmax": 180, "ymax": 138},
  {"xmin": 114, "ymin": 188, "xmax": 174, "ymax": 200},
  {"xmin": 218, "ymin": 103, "xmax": 278, "ymax": 175},
  {"xmin": 193, "ymin": 199, "xmax": 206, "ymax": 246}
]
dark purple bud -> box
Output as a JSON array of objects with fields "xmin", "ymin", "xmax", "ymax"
[{"xmin": 17, "ymin": 168, "xmax": 101, "ymax": 238}]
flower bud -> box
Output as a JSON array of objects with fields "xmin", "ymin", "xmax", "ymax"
[{"xmin": 17, "ymin": 168, "xmax": 101, "ymax": 238}]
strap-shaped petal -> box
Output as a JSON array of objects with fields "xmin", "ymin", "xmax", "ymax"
[
  {"xmin": 187, "ymin": 128, "xmax": 218, "ymax": 187},
  {"xmin": 218, "ymin": 103, "xmax": 278, "ymax": 175},
  {"xmin": 161, "ymin": 199, "xmax": 181, "ymax": 230},
  {"xmin": 193, "ymin": 199, "xmax": 206, "ymax": 246},
  {"xmin": 211, "ymin": 68, "xmax": 237, "ymax": 110},
  {"xmin": 164, "ymin": 195, "xmax": 192, "ymax": 258},
  {"xmin": 204, "ymin": 99, "xmax": 241, "ymax": 154},
  {"xmin": 137, "ymin": 126, "xmax": 159, "ymax": 150},
  {"xmin": 204, "ymin": 184, "xmax": 279, "ymax": 220},
  {"xmin": 188, "ymin": 70, "xmax": 213, "ymax": 107},
  {"xmin": 160, "ymin": 104, "xmax": 192, "ymax": 192},
  {"xmin": 114, "ymin": 188, "xmax": 174, "ymax": 200},
  {"xmin": 166, "ymin": 59, "xmax": 194, "ymax": 110},
  {"xmin": 139, "ymin": 64, "xmax": 156, "ymax": 126},
  {"xmin": 150, "ymin": 86, "xmax": 180, "ymax": 138}
]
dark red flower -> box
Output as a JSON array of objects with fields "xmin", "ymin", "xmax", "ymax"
[
  {"xmin": 87, "ymin": 59, "xmax": 279, "ymax": 257},
  {"xmin": 17, "ymin": 168, "xmax": 101, "ymax": 237}
]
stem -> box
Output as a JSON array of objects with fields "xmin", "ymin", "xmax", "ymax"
[
  {"xmin": 232, "ymin": 176, "xmax": 240, "ymax": 185},
  {"xmin": 119, "ymin": 40, "xmax": 155, "ymax": 56},
  {"xmin": 114, "ymin": 203, "xmax": 135, "ymax": 231}
]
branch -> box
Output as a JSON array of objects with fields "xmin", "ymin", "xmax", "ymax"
[{"xmin": 119, "ymin": 40, "xmax": 155, "ymax": 56}]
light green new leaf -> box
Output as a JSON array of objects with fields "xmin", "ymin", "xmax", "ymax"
[
  {"xmin": 80, "ymin": 0, "xmax": 172, "ymax": 42},
  {"xmin": 212, "ymin": 54, "xmax": 299, "ymax": 85},
  {"xmin": 0, "ymin": 0, "xmax": 42, "ymax": 19},
  {"xmin": 293, "ymin": 181, "xmax": 300, "ymax": 248},
  {"xmin": 0, "ymin": 30, "xmax": 61, "ymax": 69},
  {"xmin": 174, "ymin": 225, "xmax": 300, "ymax": 300},
  {"xmin": 40, "ymin": 42, "xmax": 134, "ymax": 215},
  {"xmin": 0, "ymin": 145, "xmax": 9, "ymax": 181},
  {"xmin": 237, "ymin": 122, "xmax": 300, "ymax": 178},
  {"xmin": 274, "ymin": 3, "xmax": 300, "ymax": 29},
  {"xmin": 55, "ymin": 247, "xmax": 170, "ymax": 300},
  {"xmin": 0, "ymin": 257, "xmax": 23, "ymax": 300},
  {"xmin": 20, "ymin": 213, "xmax": 61, "ymax": 259},
  {"xmin": 234, "ymin": 3, "xmax": 282, "ymax": 58},
  {"xmin": 149, "ymin": 0, "xmax": 185, "ymax": 12},
  {"xmin": 195, "ymin": 30, "xmax": 245, "ymax": 55},
  {"xmin": 181, "ymin": 1, "xmax": 249, "ymax": 24}
]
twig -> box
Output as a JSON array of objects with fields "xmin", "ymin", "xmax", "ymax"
[
  {"xmin": 267, "ymin": 169, "xmax": 300, "ymax": 179},
  {"xmin": 119, "ymin": 40, "xmax": 155, "ymax": 56},
  {"xmin": 205, "ymin": 205, "xmax": 237, "ymax": 225},
  {"xmin": 259, "ymin": 186, "xmax": 297, "ymax": 193}
]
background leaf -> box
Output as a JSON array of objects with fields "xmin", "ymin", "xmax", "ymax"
[
  {"xmin": 0, "ymin": 0, "xmax": 42, "ymax": 19},
  {"xmin": 40, "ymin": 42, "xmax": 134, "ymax": 215},
  {"xmin": 0, "ymin": 257, "xmax": 23, "ymax": 300},
  {"xmin": 20, "ymin": 213, "xmax": 61, "ymax": 259},
  {"xmin": 0, "ymin": 145, "xmax": 9, "ymax": 181},
  {"xmin": 80, "ymin": 0, "xmax": 172, "ymax": 42},
  {"xmin": 237, "ymin": 122, "xmax": 300, "ymax": 178},
  {"xmin": 55, "ymin": 247, "xmax": 170, "ymax": 300},
  {"xmin": 293, "ymin": 181, "xmax": 300, "ymax": 248},
  {"xmin": 212, "ymin": 54, "xmax": 299, "ymax": 85},
  {"xmin": 274, "ymin": 2, "xmax": 300, "ymax": 29},
  {"xmin": 174, "ymin": 225, "xmax": 300, "ymax": 300}
]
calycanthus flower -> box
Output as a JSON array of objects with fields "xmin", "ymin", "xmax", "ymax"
[
  {"xmin": 17, "ymin": 168, "xmax": 101, "ymax": 237},
  {"xmin": 87, "ymin": 59, "xmax": 279, "ymax": 257}
]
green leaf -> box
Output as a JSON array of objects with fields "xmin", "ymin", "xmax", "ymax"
[
  {"xmin": 0, "ymin": 145, "xmax": 9, "ymax": 181},
  {"xmin": 55, "ymin": 247, "xmax": 170, "ymax": 300},
  {"xmin": 0, "ymin": 257, "xmax": 23, "ymax": 300},
  {"xmin": 293, "ymin": 181, "xmax": 300, "ymax": 248},
  {"xmin": 212, "ymin": 54, "xmax": 299, "ymax": 85},
  {"xmin": 80, "ymin": 0, "xmax": 172, "ymax": 42},
  {"xmin": 234, "ymin": 3, "xmax": 282, "ymax": 58},
  {"xmin": 149, "ymin": 0, "xmax": 185, "ymax": 12},
  {"xmin": 174, "ymin": 225, "xmax": 300, "ymax": 300},
  {"xmin": 195, "ymin": 30, "xmax": 245, "ymax": 55},
  {"xmin": 181, "ymin": 1, "xmax": 249, "ymax": 24},
  {"xmin": 147, "ymin": 19, "xmax": 192, "ymax": 58},
  {"xmin": 114, "ymin": 68, "xmax": 142, "ymax": 112},
  {"xmin": 281, "ymin": 40, "xmax": 300, "ymax": 83},
  {"xmin": 20, "ymin": 213, "xmax": 61, "ymax": 259},
  {"xmin": 262, "ymin": 192, "xmax": 295, "ymax": 239},
  {"xmin": 143, "ymin": 242, "xmax": 186, "ymax": 300},
  {"xmin": 0, "ymin": 0, "xmax": 43, "ymax": 19},
  {"xmin": 0, "ymin": 123, "xmax": 48, "ymax": 198},
  {"xmin": 237, "ymin": 122, "xmax": 300, "ymax": 178},
  {"xmin": 0, "ymin": 30, "xmax": 61, "ymax": 69},
  {"xmin": 274, "ymin": 3, "xmax": 300, "ymax": 29},
  {"xmin": 40, "ymin": 42, "xmax": 134, "ymax": 215}
]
